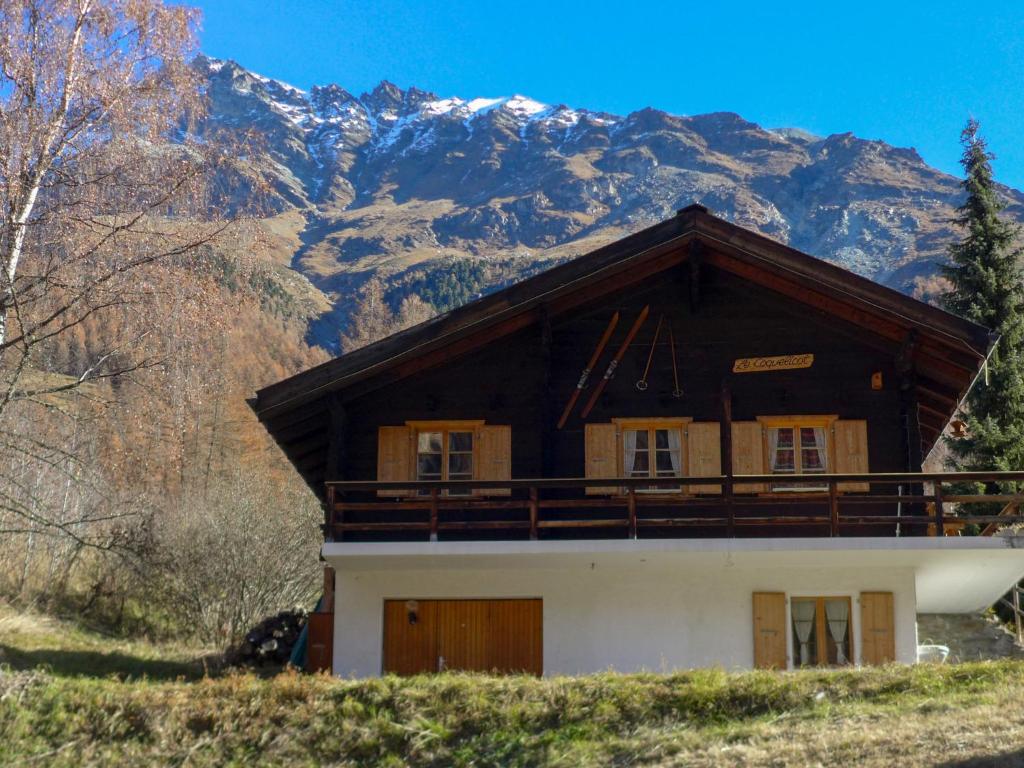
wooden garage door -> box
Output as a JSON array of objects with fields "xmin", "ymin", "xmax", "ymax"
[{"xmin": 383, "ymin": 599, "xmax": 542, "ymax": 675}]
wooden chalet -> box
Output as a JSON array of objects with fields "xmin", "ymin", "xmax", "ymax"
[{"xmin": 253, "ymin": 205, "xmax": 1024, "ymax": 677}]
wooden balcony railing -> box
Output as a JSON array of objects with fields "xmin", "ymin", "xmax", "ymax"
[{"xmin": 323, "ymin": 471, "xmax": 1024, "ymax": 542}]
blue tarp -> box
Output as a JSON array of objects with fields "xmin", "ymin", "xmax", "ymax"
[{"xmin": 289, "ymin": 594, "xmax": 324, "ymax": 669}]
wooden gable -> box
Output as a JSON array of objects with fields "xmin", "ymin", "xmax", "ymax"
[{"xmin": 252, "ymin": 206, "xmax": 995, "ymax": 498}]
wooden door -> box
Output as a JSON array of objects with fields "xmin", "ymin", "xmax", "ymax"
[
  {"xmin": 382, "ymin": 599, "xmax": 440, "ymax": 675},
  {"xmin": 437, "ymin": 599, "xmax": 491, "ymax": 671},
  {"xmin": 481, "ymin": 599, "xmax": 543, "ymax": 674},
  {"xmin": 752, "ymin": 592, "xmax": 788, "ymax": 669},
  {"xmin": 383, "ymin": 599, "xmax": 542, "ymax": 675},
  {"xmin": 306, "ymin": 612, "xmax": 334, "ymax": 673},
  {"xmin": 860, "ymin": 592, "xmax": 895, "ymax": 665}
]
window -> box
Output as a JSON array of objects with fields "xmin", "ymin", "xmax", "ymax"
[
  {"xmin": 759, "ymin": 416, "xmax": 835, "ymax": 491},
  {"xmin": 615, "ymin": 419, "xmax": 687, "ymax": 493},
  {"xmin": 791, "ymin": 596, "xmax": 852, "ymax": 667},
  {"xmin": 412, "ymin": 422, "xmax": 481, "ymax": 496},
  {"xmin": 377, "ymin": 422, "xmax": 511, "ymax": 498}
]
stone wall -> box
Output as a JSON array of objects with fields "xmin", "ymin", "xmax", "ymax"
[{"xmin": 917, "ymin": 613, "xmax": 1024, "ymax": 662}]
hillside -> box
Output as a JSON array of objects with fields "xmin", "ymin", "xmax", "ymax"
[
  {"xmin": 3, "ymin": 608, "xmax": 1024, "ymax": 766},
  {"xmin": 193, "ymin": 55, "xmax": 1024, "ymax": 350}
]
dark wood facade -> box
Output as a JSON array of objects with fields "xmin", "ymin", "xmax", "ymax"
[{"xmin": 252, "ymin": 206, "xmax": 997, "ymax": 541}]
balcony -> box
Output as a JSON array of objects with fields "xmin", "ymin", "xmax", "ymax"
[{"xmin": 324, "ymin": 472, "xmax": 1024, "ymax": 542}]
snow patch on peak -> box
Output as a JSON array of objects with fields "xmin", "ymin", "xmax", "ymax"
[
  {"xmin": 249, "ymin": 69, "xmax": 307, "ymax": 97},
  {"xmin": 503, "ymin": 95, "xmax": 549, "ymax": 117},
  {"xmin": 203, "ymin": 57, "xmax": 227, "ymax": 73},
  {"xmin": 465, "ymin": 97, "xmax": 505, "ymax": 114},
  {"xmin": 415, "ymin": 94, "xmax": 554, "ymax": 122}
]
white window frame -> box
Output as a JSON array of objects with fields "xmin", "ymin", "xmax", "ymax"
[
  {"xmin": 611, "ymin": 418, "xmax": 691, "ymax": 495},
  {"xmin": 757, "ymin": 415, "xmax": 837, "ymax": 492}
]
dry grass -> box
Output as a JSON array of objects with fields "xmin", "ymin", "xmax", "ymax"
[
  {"xmin": 0, "ymin": 606, "xmax": 213, "ymax": 682},
  {"xmin": 3, "ymin": 608, "xmax": 1024, "ymax": 766}
]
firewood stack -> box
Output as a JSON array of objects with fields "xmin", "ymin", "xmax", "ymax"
[{"xmin": 228, "ymin": 609, "xmax": 309, "ymax": 668}]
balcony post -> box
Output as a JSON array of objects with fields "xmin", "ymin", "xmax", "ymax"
[
  {"xmin": 529, "ymin": 487, "xmax": 539, "ymax": 540},
  {"xmin": 429, "ymin": 488, "xmax": 439, "ymax": 542},
  {"xmin": 932, "ymin": 481, "xmax": 944, "ymax": 537},
  {"xmin": 627, "ymin": 487, "xmax": 638, "ymax": 539},
  {"xmin": 829, "ymin": 479, "xmax": 839, "ymax": 536},
  {"xmin": 325, "ymin": 484, "xmax": 338, "ymax": 542},
  {"xmin": 720, "ymin": 380, "xmax": 735, "ymax": 537}
]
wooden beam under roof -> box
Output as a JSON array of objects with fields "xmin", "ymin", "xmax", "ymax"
[
  {"xmin": 691, "ymin": 211, "xmax": 992, "ymax": 357},
  {"xmin": 702, "ymin": 249, "xmax": 980, "ymax": 392}
]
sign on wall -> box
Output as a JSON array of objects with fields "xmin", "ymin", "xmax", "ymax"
[{"xmin": 732, "ymin": 354, "xmax": 814, "ymax": 374}]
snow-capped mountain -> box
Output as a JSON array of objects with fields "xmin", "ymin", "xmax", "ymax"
[{"xmin": 192, "ymin": 55, "xmax": 1024, "ymax": 348}]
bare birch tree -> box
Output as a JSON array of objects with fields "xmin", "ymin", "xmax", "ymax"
[{"xmin": 0, "ymin": 0, "xmax": 231, "ymax": 544}]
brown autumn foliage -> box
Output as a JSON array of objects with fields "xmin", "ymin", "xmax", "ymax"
[
  {"xmin": 340, "ymin": 276, "xmax": 435, "ymax": 352},
  {"xmin": 0, "ymin": 0, "xmax": 329, "ymax": 642}
]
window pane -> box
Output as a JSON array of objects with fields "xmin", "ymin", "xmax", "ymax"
[
  {"xmin": 417, "ymin": 454, "xmax": 442, "ymax": 478},
  {"xmin": 418, "ymin": 432, "xmax": 442, "ymax": 453},
  {"xmin": 449, "ymin": 431, "xmax": 473, "ymax": 452},
  {"xmin": 776, "ymin": 428, "xmax": 794, "ymax": 448},
  {"xmin": 774, "ymin": 449, "xmax": 795, "ymax": 471},
  {"xmin": 631, "ymin": 452, "xmax": 650, "ymax": 474},
  {"xmin": 802, "ymin": 449, "xmax": 825, "ymax": 471},
  {"xmin": 448, "ymin": 453, "xmax": 473, "ymax": 476},
  {"xmin": 824, "ymin": 598, "xmax": 851, "ymax": 665},
  {"xmin": 624, "ymin": 429, "xmax": 647, "ymax": 477},
  {"xmin": 654, "ymin": 429, "xmax": 670, "ymax": 449},
  {"xmin": 791, "ymin": 599, "xmax": 818, "ymax": 667},
  {"xmin": 799, "ymin": 428, "xmax": 818, "ymax": 448},
  {"xmin": 655, "ymin": 451, "xmax": 676, "ymax": 472}
]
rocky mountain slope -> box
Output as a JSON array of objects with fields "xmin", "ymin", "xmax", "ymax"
[{"xmin": 193, "ymin": 55, "xmax": 1024, "ymax": 350}]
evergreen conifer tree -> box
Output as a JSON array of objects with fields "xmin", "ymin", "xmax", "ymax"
[{"xmin": 943, "ymin": 120, "xmax": 1024, "ymax": 474}]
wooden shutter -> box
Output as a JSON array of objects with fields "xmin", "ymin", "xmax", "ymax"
[
  {"xmin": 687, "ymin": 422, "xmax": 721, "ymax": 494},
  {"xmin": 732, "ymin": 421, "xmax": 767, "ymax": 493},
  {"xmin": 585, "ymin": 423, "xmax": 619, "ymax": 495},
  {"xmin": 752, "ymin": 592, "xmax": 787, "ymax": 669},
  {"xmin": 377, "ymin": 426, "xmax": 413, "ymax": 497},
  {"xmin": 475, "ymin": 425, "xmax": 511, "ymax": 496},
  {"xmin": 860, "ymin": 591, "xmax": 895, "ymax": 665},
  {"xmin": 834, "ymin": 420, "xmax": 869, "ymax": 492}
]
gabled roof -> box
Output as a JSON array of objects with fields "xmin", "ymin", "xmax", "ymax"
[{"xmin": 252, "ymin": 205, "xmax": 995, "ymax": 493}]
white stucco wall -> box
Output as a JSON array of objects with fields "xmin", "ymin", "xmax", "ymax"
[{"xmin": 330, "ymin": 558, "xmax": 918, "ymax": 677}]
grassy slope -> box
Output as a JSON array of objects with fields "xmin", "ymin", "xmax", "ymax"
[{"xmin": 3, "ymin": 611, "xmax": 1024, "ymax": 767}]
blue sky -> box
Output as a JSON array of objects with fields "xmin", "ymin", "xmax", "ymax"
[{"xmin": 194, "ymin": 0, "xmax": 1024, "ymax": 189}]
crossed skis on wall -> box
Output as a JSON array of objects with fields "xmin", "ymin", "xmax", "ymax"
[{"xmin": 556, "ymin": 305, "xmax": 684, "ymax": 430}]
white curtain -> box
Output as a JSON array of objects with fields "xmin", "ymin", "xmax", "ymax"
[
  {"xmin": 624, "ymin": 430, "xmax": 639, "ymax": 475},
  {"xmin": 666, "ymin": 428, "xmax": 681, "ymax": 474},
  {"xmin": 767, "ymin": 428, "xmax": 781, "ymax": 471},
  {"xmin": 792, "ymin": 600, "xmax": 816, "ymax": 666},
  {"xmin": 812, "ymin": 427, "xmax": 828, "ymax": 471},
  {"xmin": 825, "ymin": 599, "xmax": 850, "ymax": 664}
]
